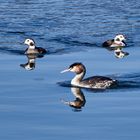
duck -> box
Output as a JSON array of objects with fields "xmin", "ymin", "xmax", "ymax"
[
  {"xmin": 61, "ymin": 62, "xmax": 117, "ymax": 89},
  {"xmin": 24, "ymin": 38, "xmax": 47, "ymax": 55},
  {"xmin": 114, "ymin": 47, "xmax": 129, "ymax": 58},
  {"xmin": 102, "ymin": 34, "xmax": 126, "ymax": 49}
]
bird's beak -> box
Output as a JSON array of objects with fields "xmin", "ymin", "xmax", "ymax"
[
  {"xmin": 122, "ymin": 40, "xmax": 127, "ymax": 46},
  {"xmin": 61, "ymin": 68, "xmax": 70, "ymax": 73}
]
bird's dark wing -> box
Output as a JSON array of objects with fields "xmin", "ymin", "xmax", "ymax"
[
  {"xmin": 102, "ymin": 39, "xmax": 114, "ymax": 47},
  {"xmin": 36, "ymin": 47, "xmax": 47, "ymax": 54},
  {"xmin": 83, "ymin": 76, "xmax": 113, "ymax": 84}
]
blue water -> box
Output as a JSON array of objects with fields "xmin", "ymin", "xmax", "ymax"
[{"xmin": 0, "ymin": 0, "xmax": 140, "ymax": 140}]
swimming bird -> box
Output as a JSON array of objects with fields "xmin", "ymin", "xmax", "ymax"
[
  {"xmin": 24, "ymin": 38, "xmax": 47, "ymax": 55},
  {"xmin": 114, "ymin": 47, "xmax": 129, "ymax": 58},
  {"xmin": 102, "ymin": 34, "xmax": 126, "ymax": 49},
  {"xmin": 61, "ymin": 62, "xmax": 117, "ymax": 89}
]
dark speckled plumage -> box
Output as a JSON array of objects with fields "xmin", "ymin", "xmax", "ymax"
[{"xmin": 82, "ymin": 76, "xmax": 117, "ymax": 89}]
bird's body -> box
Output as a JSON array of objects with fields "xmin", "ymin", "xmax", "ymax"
[
  {"xmin": 80, "ymin": 76, "xmax": 115, "ymax": 89},
  {"xmin": 25, "ymin": 47, "xmax": 47, "ymax": 55},
  {"xmin": 61, "ymin": 63, "xmax": 117, "ymax": 89}
]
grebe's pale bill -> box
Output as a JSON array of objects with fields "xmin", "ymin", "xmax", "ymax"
[{"xmin": 61, "ymin": 68, "xmax": 71, "ymax": 73}]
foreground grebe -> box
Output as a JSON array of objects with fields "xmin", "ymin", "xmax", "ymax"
[
  {"xmin": 114, "ymin": 47, "xmax": 129, "ymax": 58},
  {"xmin": 102, "ymin": 34, "xmax": 126, "ymax": 48},
  {"xmin": 61, "ymin": 63, "xmax": 117, "ymax": 89},
  {"xmin": 24, "ymin": 39, "xmax": 47, "ymax": 54}
]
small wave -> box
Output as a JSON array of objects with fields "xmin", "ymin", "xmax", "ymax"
[
  {"xmin": 115, "ymin": 73, "xmax": 140, "ymax": 89},
  {"xmin": 49, "ymin": 36, "xmax": 98, "ymax": 47},
  {"xmin": 5, "ymin": 31, "xmax": 26, "ymax": 35},
  {"xmin": 117, "ymin": 81, "xmax": 140, "ymax": 89},
  {"xmin": 0, "ymin": 46, "xmax": 24, "ymax": 55}
]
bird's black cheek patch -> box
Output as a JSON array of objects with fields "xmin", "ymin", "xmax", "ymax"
[
  {"xmin": 30, "ymin": 42, "xmax": 34, "ymax": 46},
  {"xmin": 116, "ymin": 38, "xmax": 120, "ymax": 41}
]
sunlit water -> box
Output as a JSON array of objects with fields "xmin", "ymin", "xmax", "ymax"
[{"xmin": 0, "ymin": 0, "xmax": 140, "ymax": 140}]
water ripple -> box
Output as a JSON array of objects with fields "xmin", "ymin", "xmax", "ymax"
[{"xmin": 58, "ymin": 73, "xmax": 140, "ymax": 92}]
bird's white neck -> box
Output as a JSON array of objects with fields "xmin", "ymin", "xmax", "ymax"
[
  {"xmin": 71, "ymin": 71, "xmax": 85, "ymax": 86},
  {"xmin": 28, "ymin": 45, "xmax": 36, "ymax": 49}
]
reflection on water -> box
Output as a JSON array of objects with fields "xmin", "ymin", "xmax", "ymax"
[
  {"xmin": 103, "ymin": 44, "xmax": 129, "ymax": 59},
  {"xmin": 61, "ymin": 87, "xmax": 86, "ymax": 111},
  {"xmin": 20, "ymin": 54, "xmax": 45, "ymax": 70},
  {"xmin": 104, "ymin": 46, "xmax": 129, "ymax": 59},
  {"xmin": 113, "ymin": 47, "xmax": 129, "ymax": 59}
]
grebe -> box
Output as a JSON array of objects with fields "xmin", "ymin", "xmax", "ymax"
[
  {"xmin": 24, "ymin": 38, "xmax": 47, "ymax": 55},
  {"xmin": 61, "ymin": 63, "xmax": 117, "ymax": 89},
  {"xmin": 114, "ymin": 47, "xmax": 129, "ymax": 58},
  {"xmin": 102, "ymin": 34, "xmax": 126, "ymax": 48}
]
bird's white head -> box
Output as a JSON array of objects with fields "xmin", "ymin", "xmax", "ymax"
[
  {"xmin": 24, "ymin": 38, "xmax": 35, "ymax": 49},
  {"xmin": 114, "ymin": 34, "xmax": 126, "ymax": 42}
]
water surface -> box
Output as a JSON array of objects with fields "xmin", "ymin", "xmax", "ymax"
[{"xmin": 0, "ymin": 0, "xmax": 140, "ymax": 140}]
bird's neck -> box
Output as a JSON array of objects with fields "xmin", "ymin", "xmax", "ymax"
[
  {"xmin": 28, "ymin": 45, "xmax": 36, "ymax": 49},
  {"xmin": 71, "ymin": 71, "xmax": 85, "ymax": 86}
]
